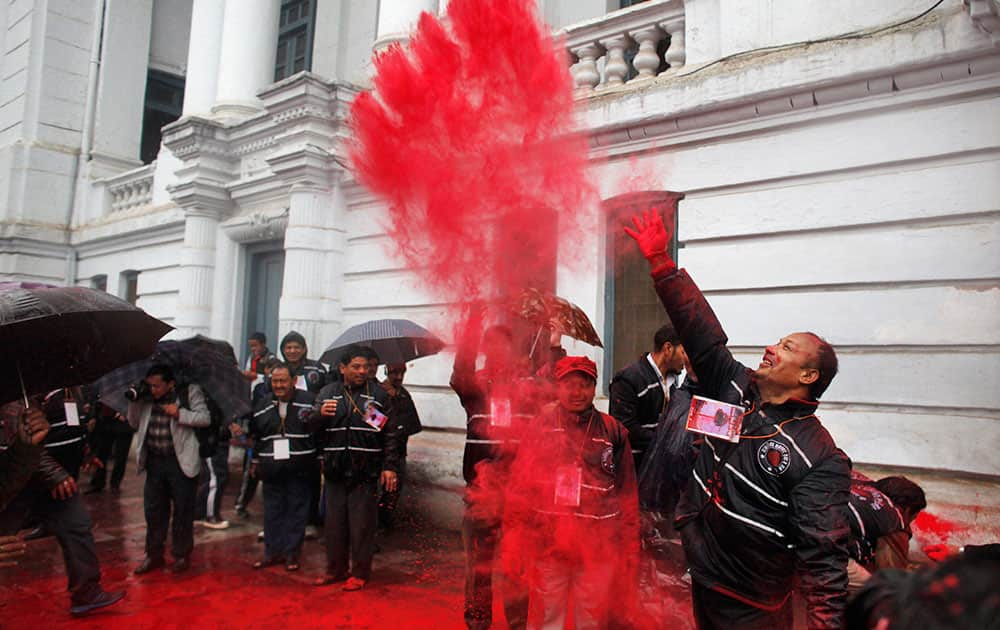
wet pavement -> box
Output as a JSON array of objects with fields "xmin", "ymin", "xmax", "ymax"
[
  {"xmin": 1, "ymin": 462, "xmax": 693, "ymax": 629},
  {"xmin": 1, "ymin": 466, "xmax": 468, "ymax": 629}
]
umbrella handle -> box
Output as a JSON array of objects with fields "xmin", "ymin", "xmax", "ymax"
[
  {"xmin": 16, "ymin": 360, "xmax": 29, "ymax": 408},
  {"xmin": 528, "ymin": 326, "xmax": 544, "ymax": 360}
]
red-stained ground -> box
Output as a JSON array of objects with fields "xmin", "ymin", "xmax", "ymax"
[
  {"xmin": 1, "ymin": 470, "xmax": 466, "ymax": 629},
  {"xmin": 1, "ymin": 458, "xmax": 695, "ymax": 629}
]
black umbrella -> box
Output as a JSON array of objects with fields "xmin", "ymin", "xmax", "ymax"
[
  {"xmin": 320, "ymin": 319, "xmax": 445, "ymax": 366},
  {"xmin": 0, "ymin": 282, "xmax": 172, "ymax": 405},
  {"xmin": 95, "ymin": 338, "xmax": 251, "ymax": 422}
]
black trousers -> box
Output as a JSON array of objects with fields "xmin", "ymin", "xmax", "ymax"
[
  {"xmin": 0, "ymin": 483, "xmax": 102, "ymax": 605},
  {"xmin": 308, "ymin": 465, "xmax": 322, "ymax": 526},
  {"xmin": 235, "ymin": 447, "xmax": 258, "ymax": 512},
  {"xmin": 462, "ymin": 507, "xmax": 529, "ymax": 630},
  {"xmin": 195, "ymin": 446, "xmax": 229, "ymax": 521},
  {"xmin": 262, "ymin": 471, "xmax": 310, "ymax": 561},
  {"xmin": 89, "ymin": 430, "xmax": 133, "ymax": 490},
  {"xmin": 143, "ymin": 453, "xmax": 197, "ymax": 560},
  {"xmin": 323, "ymin": 477, "xmax": 378, "ymax": 580},
  {"xmin": 691, "ymin": 580, "xmax": 793, "ymax": 630}
]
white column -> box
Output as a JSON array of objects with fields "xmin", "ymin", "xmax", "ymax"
[
  {"xmin": 182, "ymin": 0, "xmax": 226, "ymax": 116},
  {"xmin": 175, "ymin": 212, "xmax": 221, "ymax": 336},
  {"xmin": 373, "ymin": 0, "xmax": 439, "ymax": 53},
  {"xmin": 278, "ymin": 183, "xmax": 346, "ymax": 352},
  {"xmin": 212, "ymin": 0, "xmax": 282, "ymax": 119}
]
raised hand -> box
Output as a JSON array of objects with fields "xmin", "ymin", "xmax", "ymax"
[{"xmin": 624, "ymin": 208, "xmax": 673, "ymax": 269}]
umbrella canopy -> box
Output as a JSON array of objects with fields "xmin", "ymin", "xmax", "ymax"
[
  {"xmin": 95, "ymin": 338, "xmax": 250, "ymax": 422},
  {"xmin": 320, "ymin": 319, "xmax": 445, "ymax": 366},
  {"xmin": 509, "ymin": 288, "xmax": 603, "ymax": 348},
  {"xmin": 0, "ymin": 282, "xmax": 172, "ymax": 405}
]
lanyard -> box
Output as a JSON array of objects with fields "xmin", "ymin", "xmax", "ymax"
[
  {"xmin": 343, "ymin": 382, "xmax": 370, "ymax": 419},
  {"xmin": 560, "ymin": 407, "xmax": 596, "ymax": 464}
]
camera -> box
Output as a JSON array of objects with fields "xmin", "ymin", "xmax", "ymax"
[{"xmin": 124, "ymin": 381, "xmax": 151, "ymax": 402}]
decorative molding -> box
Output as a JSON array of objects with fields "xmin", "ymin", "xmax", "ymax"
[
  {"xmin": 266, "ymin": 143, "xmax": 340, "ymax": 188},
  {"xmin": 221, "ymin": 208, "xmax": 290, "ymax": 243},
  {"xmin": 162, "ymin": 116, "xmax": 232, "ymax": 160},
  {"xmin": 965, "ymin": 0, "xmax": 1000, "ymax": 45}
]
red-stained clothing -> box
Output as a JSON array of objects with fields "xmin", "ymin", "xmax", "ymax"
[{"xmin": 504, "ymin": 405, "xmax": 640, "ymax": 626}]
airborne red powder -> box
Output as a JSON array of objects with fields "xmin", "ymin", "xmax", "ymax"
[{"xmin": 350, "ymin": 0, "xmax": 596, "ymax": 308}]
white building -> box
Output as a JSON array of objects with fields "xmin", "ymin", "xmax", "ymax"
[{"xmin": 1, "ymin": 0, "xmax": 998, "ymax": 477}]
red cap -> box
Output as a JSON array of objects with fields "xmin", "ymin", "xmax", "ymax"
[{"xmin": 554, "ymin": 356, "xmax": 598, "ymax": 381}]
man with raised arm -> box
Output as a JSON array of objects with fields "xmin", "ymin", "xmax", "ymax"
[{"xmin": 625, "ymin": 209, "xmax": 851, "ymax": 630}]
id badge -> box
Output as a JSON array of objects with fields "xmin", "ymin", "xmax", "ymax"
[
  {"xmin": 685, "ymin": 395, "xmax": 745, "ymax": 443},
  {"xmin": 490, "ymin": 397, "xmax": 511, "ymax": 428},
  {"xmin": 295, "ymin": 375, "xmax": 308, "ymax": 391},
  {"xmin": 273, "ymin": 438, "xmax": 290, "ymax": 460},
  {"xmin": 364, "ymin": 403, "xmax": 388, "ymax": 431},
  {"xmin": 554, "ymin": 465, "xmax": 582, "ymax": 507},
  {"xmin": 64, "ymin": 402, "xmax": 80, "ymax": 427}
]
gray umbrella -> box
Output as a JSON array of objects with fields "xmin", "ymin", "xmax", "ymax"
[{"xmin": 320, "ymin": 319, "xmax": 445, "ymax": 366}]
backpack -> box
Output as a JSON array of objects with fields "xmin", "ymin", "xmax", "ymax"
[{"xmin": 176, "ymin": 383, "xmax": 226, "ymax": 458}]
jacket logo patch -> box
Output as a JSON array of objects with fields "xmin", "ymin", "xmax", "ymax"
[
  {"xmin": 757, "ymin": 440, "xmax": 791, "ymax": 476},
  {"xmin": 601, "ymin": 446, "xmax": 615, "ymax": 475},
  {"xmin": 307, "ymin": 372, "xmax": 319, "ymax": 383}
]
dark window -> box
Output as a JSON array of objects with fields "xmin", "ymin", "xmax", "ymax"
[
  {"xmin": 91, "ymin": 274, "xmax": 107, "ymax": 292},
  {"xmin": 619, "ymin": 0, "xmax": 650, "ymax": 7},
  {"xmin": 121, "ymin": 271, "xmax": 139, "ymax": 305},
  {"xmin": 140, "ymin": 70, "xmax": 185, "ymax": 165},
  {"xmin": 274, "ymin": 0, "xmax": 316, "ymax": 81},
  {"xmin": 603, "ymin": 192, "xmax": 682, "ymax": 389}
]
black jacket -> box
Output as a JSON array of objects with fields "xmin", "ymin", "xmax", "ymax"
[
  {"xmin": 382, "ymin": 382, "xmax": 422, "ymax": 438},
  {"xmin": 847, "ymin": 472, "xmax": 906, "ymax": 570},
  {"xmin": 309, "ymin": 379, "xmax": 403, "ymax": 481},
  {"xmin": 280, "ymin": 331, "xmax": 328, "ymax": 394},
  {"xmin": 638, "ymin": 378, "xmax": 700, "ymax": 522},
  {"xmin": 249, "ymin": 389, "xmax": 317, "ymax": 481},
  {"xmin": 609, "ymin": 355, "xmax": 669, "ymax": 467},
  {"xmin": 654, "ymin": 267, "xmax": 851, "ymax": 630},
  {"xmin": 40, "ymin": 390, "xmax": 89, "ymax": 478}
]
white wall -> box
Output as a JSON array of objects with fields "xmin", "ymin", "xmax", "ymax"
[
  {"xmin": 585, "ymin": 87, "xmax": 1000, "ymax": 475},
  {"xmin": 148, "ymin": 0, "xmax": 192, "ymax": 75}
]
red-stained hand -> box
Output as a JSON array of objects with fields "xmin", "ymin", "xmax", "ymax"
[{"xmin": 624, "ymin": 208, "xmax": 672, "ymax": 267}]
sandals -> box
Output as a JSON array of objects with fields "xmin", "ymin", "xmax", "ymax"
[
  {"xmin": 313, "ymin": 573, "xmax": 347, "ymax": 587},
  {"xmin": 253, "ymin": 557, "xmax": 283, "ymax": 569},
  {"xmin": 343, "ymin": 577, "xmax": 367, "ymax": 591}
]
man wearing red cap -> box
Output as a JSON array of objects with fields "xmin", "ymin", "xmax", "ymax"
[{"xmin": 504, "ymin": 355, "xmax": 639, "ymax": 629}]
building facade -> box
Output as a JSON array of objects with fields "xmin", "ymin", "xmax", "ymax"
[{"xmin": 1, "ymin": 0, "xmax": 998, "ymax": 476}]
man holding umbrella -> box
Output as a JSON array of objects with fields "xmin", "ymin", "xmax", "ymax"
[{"xmin": 129, "ymin": 364, "xmax": 212, "ymax": 575}]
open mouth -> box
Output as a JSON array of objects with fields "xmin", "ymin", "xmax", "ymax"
[{"xmin": 760, "ymin": 355, "xmax": 774, "ymax": 368}]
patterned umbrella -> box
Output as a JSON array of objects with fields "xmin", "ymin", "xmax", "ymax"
[
  {"xmin": 0, "ymin": 282, "xmax": 172, "ymax": 405},
  {"xmin": 320, "ymin": 319, "xmax": 445, "ymax": 366},
  {"xmin": 94, "ymin": 338, "xmax": 250, "ymax": 422},
  {"xmin": 508, "ymin": 288, "xmax": 603, "ymax": 348}
]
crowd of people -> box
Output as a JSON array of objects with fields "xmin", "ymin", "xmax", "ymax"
[{"xmin": 1, "ymin": 209, "xmax": 997, "ymax": 628}]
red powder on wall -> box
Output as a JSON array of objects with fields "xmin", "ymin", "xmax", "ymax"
[
  {"xmin": 350, "ymin": 0, "xmax": 596, "ymax": 310},
  {"xmin": 913, "ymin": 511, "xmax": 964, "ymax": 544}
]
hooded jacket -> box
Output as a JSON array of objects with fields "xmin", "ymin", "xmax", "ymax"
[
  {"xmin": 653, "ymin": 267, "xmax": 851, "ymax": 630},
  {"xmin": 280, "ymin": 331, "xmax": 328, "ymax": 394}
]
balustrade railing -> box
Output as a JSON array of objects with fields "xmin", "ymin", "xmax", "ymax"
[
  {"xmin": 105, "ymin": 163, "xmax": 155, "ymax": 213},
  {"xmin": 562, "ymin": 0, "xmax": 685, "ymax": 94}
]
